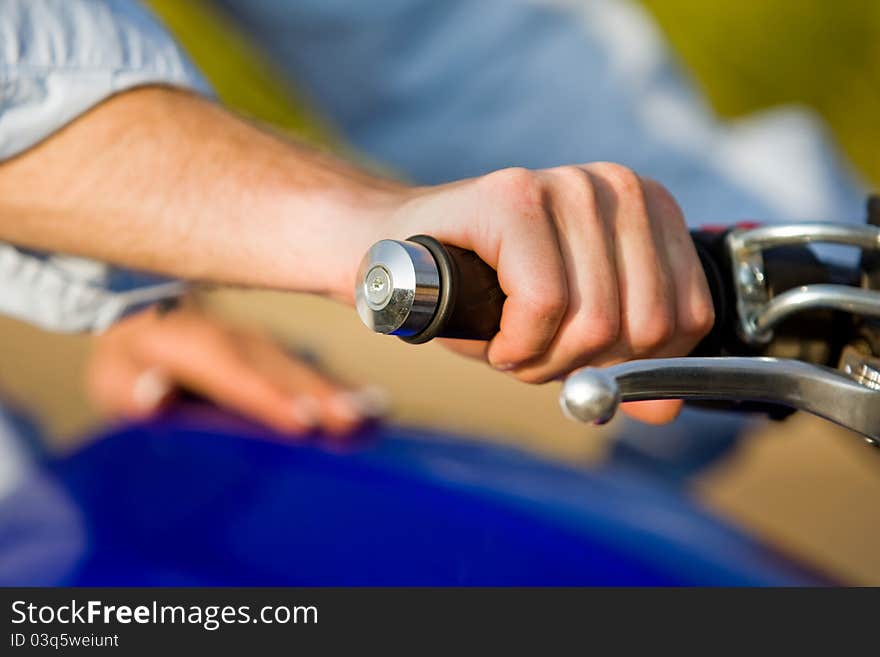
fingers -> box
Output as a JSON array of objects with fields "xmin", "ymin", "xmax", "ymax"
[
  {"xmin": 501, "ymin": 166, "xmax": 620, "ymax": 382},
  {"xmin": 88, "ymin": 308, "xmax": 387, "ymax": 437},
  {"xmin": 620, "ymin": 399, "xmax": 684, "ymax": 425},
  {"xmin": 432, "ymin": 164, "xmax": 713, "ymax": 426},
  {"xmin": 131, "ymin": 368, "xmax": 175, "ymax": 416},
  {"xmin": 592, "ymin": 164, "xmax": 678, "ymax": 360},
  {"xmin": 236, "ymin": 333, "xmax": 388, "ymax": 436},
  {"xmin": 152, "ymin": 327, "xmax": 329, "ymax": 435},
  {"xmin": 640, "ymin": 177, "xmax": 715, "ymax": 353},
  {"xmin": 469, "ymin": 168, "xmax": 570, "ymax": 371},
  {"xmin": 494, "ymin": 165, "xmax": 711, "ymax": 379},
  {"xmin": 436, "ymin": 338, "xmax": 489, "ymax": 361},
  {"xmin": 616, "ymin": 179, "xmax": 712, "ymax": 427},
  {"xmin": 86, "ymin": 346, "xmax": 174, "ymax": 419}
]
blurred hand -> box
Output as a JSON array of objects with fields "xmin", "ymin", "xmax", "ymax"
[
  {"xmin": 86, "ymin": 303, "xmax": 387, "ymax": 436},
  {"xmin": 385, "ymin": 164, "xmax": 714, "ymax": 424}
]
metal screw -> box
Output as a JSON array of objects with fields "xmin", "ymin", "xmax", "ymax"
[{"xmin": 364, "ymin": 265, "xmax": 393, "ymax": 309}]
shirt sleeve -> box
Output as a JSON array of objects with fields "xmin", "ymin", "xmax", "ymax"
[{"xmin": 0, "ymin": 0, "xmax": 211, "ymax": 332}]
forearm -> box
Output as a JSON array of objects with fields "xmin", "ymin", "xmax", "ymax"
[
  {"xmin": 0, "ymin": 86, "xmax": 404, "ymax": 300},
  {"xmin": 0, "ymin": 80, "xmax": 716, "ymax": 427}
]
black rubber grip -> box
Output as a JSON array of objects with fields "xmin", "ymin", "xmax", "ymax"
[
  {"xmin": 400, "ymin": 232, "xmax": 735, "ymax": 346},
  {"xmin": 401, "ymin": 235, "xmax": 507, "ymax": 343}
]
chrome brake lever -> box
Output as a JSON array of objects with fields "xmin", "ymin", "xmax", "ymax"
[
  {"xmin": 560, "ymin": 357, "xmax": 880, "ymax": 444},
  {"xmin": 560, "ymin": 219, "xmax": 880, "ymax": 444}
]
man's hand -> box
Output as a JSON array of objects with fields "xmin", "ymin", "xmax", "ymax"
[
  {"xmin": 383, "ymin": 165, "xmax": 715, "ymax": 424},
  {"xmin": 86, "ymin": 303, "xmax": 387, "ymax": 436},
  {"xmin": 0, "ymin": 87, "xmax": 711, "ymax": 424}
]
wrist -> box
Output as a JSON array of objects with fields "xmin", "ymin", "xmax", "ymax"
[
  {"xmin": 294, "ymin": 182, "xmax": 410, "ymax": 302},
  {"xmin": 267, "ymin": 164, "xmax": 413, "ymax": 302}
]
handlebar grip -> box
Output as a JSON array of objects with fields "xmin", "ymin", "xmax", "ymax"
[
  {"xmin": 401, "ymin": 236, "xmax": 506, "ymax": 343},
  {"xmin": 687, "ymin": 231, "xmax": 733, "ymax": 357},
  {"xmin": 355, "ymin": 231, "xmax": 732, "ymax": 348},
  {"xmin": 354, "ymin": 235, "xmax": 506, "ymax": 343}
]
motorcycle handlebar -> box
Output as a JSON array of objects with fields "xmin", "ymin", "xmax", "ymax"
[{"xmin": 354, "ymin": 229, "xmax": 845, "ymax": 360}]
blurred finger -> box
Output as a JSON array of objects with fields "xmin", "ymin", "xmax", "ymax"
[
  {"xmin": 87, "ymin": 346, "xmax": 173, "ymax": 419},
  {"xmin": 239, "ymin": 334, "xmax": 382, "ymax": 436},
  {"xmin": 138, "ymin": 323, "xmax": 320, "ymax": 436},
  {"xmin": 621, "ymin": 399, "xmax": 684, "ymax": 424},
  {"xmin": 132, "ymin": 367, "xmax": 174, "ymax": 415}
]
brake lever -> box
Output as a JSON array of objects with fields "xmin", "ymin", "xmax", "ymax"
[
  {"xmin": 560, "ymin": 356, "xmax": 880, "ymax": 445},
  {"xmin": 560, "ymin": 206, "xmax": 880, "ymax": 444}
]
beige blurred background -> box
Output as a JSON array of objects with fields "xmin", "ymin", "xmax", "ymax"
[{"xmin": 3, "ymin": 0, "xmax": 880, "ymax": 584}]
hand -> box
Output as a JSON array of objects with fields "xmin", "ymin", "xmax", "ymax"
[
  {"xmin": 85, "ymin": 303, "xmax": 387, "ymax": 436},
  {"xmin": 383, "ymin": 164, "xmax": 714, "ymax": 424}
]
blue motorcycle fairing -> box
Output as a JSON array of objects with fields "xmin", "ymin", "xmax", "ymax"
[{"xmin": 46, "ymin": 404, "xmax": 826, "ymax": 585}]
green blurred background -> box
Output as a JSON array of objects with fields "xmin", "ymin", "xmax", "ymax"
[
  {"xmin": 643, "ymin": 0, "xmax": 880, "ymax": 186},
  {"xmin": 147, "ymin": 0, "xmax": 880, "ymax": 186}
]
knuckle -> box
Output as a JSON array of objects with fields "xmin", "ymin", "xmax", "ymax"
[
  {"xmin": 528, "ymin": 287, "xmax": 568, "ymax": 326},
  {"xmin": 631, "ymin": 309, "xmax": 676, "ymax": 353},
  {"xmin": 483, "ymin": 167, "xmax": 544, "ymax": 211},
  {"xmin": 596, "ymin": 162, "xmax": 643, "ymax": 197},
  {"xmin": 584, "ymin": 312, "xmax": 620, "ymax": 354},
  {"xmin": 642, "ymin": 178, "xmax": 685, "ymax": 223},
  {"xmin": 685, "ymin": 296, "xmax": 716, "ymax": 337},
  {"xmin": 550, "ymin": 165, "xmax": 599, "ymax": 208},
  {"xmin": 551, "ymin": 164, "xmax": 592, "ymax": 188}
]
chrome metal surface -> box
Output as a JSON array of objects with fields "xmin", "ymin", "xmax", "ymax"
[
  {"xmin": 727, "ymin": 223, "xmax": 880, "ymax": 343},
  {"xmin": 561, "ymin": 357, "xmax": 880, "ymax": 440},
  {"xmin": 840, "ymin": 347, "xmax": 880, "ymax": 392},
  {"xmin": 355, "ymin": 239, "xmax": 441, "ymax": 336},
  {"xmin": 728, "ymin": 222, "xmax": 880, "ymax": 254},
  {"xmin": 559, "ymin": 368, "xmax": 620, "ymax": 425},
  {"xmin": 749, "ymin": 285, "xmax": 880, "ymax": 336},
  {"xmin": 364, "ymin": 265, "xmax": 394, "ymax": 308}
]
